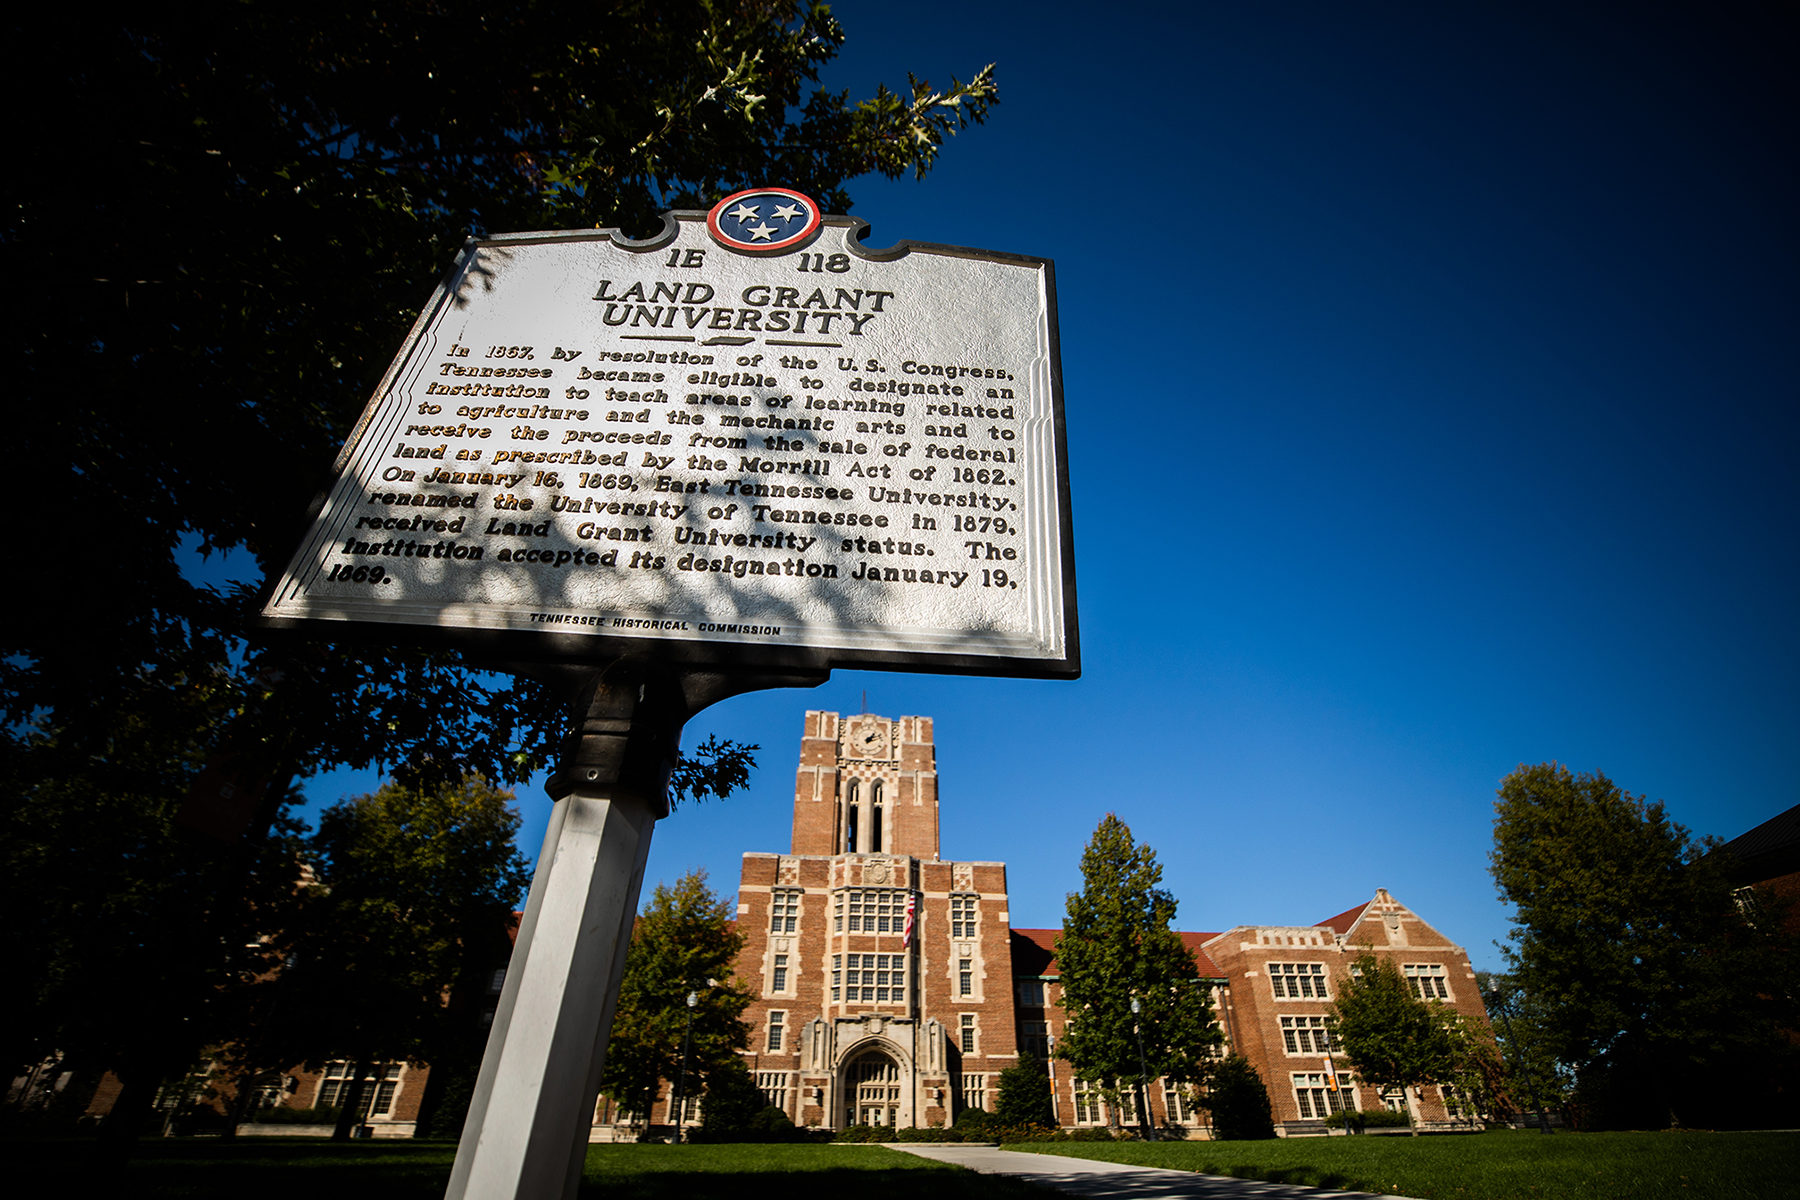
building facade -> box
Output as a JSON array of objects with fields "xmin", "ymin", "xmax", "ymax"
[{"xmin": 618, "ymin": 710, "xmax": 1495, "ymax": 1138}]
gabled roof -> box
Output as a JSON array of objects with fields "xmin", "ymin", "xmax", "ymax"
[
  {"xmin": 1316, "ymin": 901, "xmax": 1370, "ymax": 935},
  {"xmin": 1718, "ymin": 802, "xmax": 1800, "ymax": 884},
  {"xmin": 1010, "ymin": 928, "xmax": 1226, "ymax": 980}
]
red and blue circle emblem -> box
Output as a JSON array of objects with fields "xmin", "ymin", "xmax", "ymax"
[{"xmin": 707, "ymin": 187, "xmax": 822, "ymax": 254}]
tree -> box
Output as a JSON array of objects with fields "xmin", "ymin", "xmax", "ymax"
[
  {"xmin": 267, "ymin": 775, "xmax": 531, "ymax": 1140},
  {"xmin": 1056, "ymin": 815, "xmax": 1224, "ymax": 1132},
  {"xmin": 0, "ymin": 727, "xmax": 309, "ymax": 1151},
  {"xmin": 694, "ymin": 1056, "xmax": 795, "ymax": 1142},
  {"xmin": 1329, "ymin": 953, "xmax": 1467, "ymax": 1134},
  {"xmin": 600, "ymin": 871, "xmax": 753, "ymax": 1129},
  {"xmin": 1196, "ymin": 1055, "xmax": 1275, "ymax": 1141},
  {"xmin": 1491, "ymin": 763, "xmax": 1800, "ymax": 1128},
  {"xmin": 7, "ymin": 3, "xmax": 988, "ymax": 1145},
  {"xmin": 8, "ymin": 3, "xmax": 998, "ymax": 798},
  {"xmin": 993, "ymin": 1052, "xmax": 1056, "ymax": 1128}
]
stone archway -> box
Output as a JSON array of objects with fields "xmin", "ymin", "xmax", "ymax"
[{"xmin": 841, "ymin": 1046, "xmax": 903, "ymax": 1128}]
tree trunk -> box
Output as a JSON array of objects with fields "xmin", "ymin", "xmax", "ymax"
[
  {"xmin": 331, "ymin": 1059, "xmax": 374, "ymax": 1141},
  {"xmin": 96, "ymin": 1071, "xmax": 160, "ymax": 1165}
]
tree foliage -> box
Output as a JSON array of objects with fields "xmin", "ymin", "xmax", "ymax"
[
  {"xmin": 9, "ymin": 0, "xmax": 996, "ymax": 797},
  {"xmin": 1055, "ymin": 815, "xmax": 1224, "ymax": 1127},
  {"xmin": 266, "ymin": 776, "xmax": 530, "ymax": 1136},
  {"xmin": 6, "ymin": 2, "xmax": 991, "ymax": 1134},
  {"xmin": 1329, "ymin": 953, "xmax": 1473, "ymax": 1133},
  {"xmin": 0, "ymin": 730, "xmax": 308, "ymax": 1141},
  {"xmin": 993, "ymin": 1052, "xmax": 1056, "ymax": 1128},
  {"xmin": 1196, "ymin": 1055, "xmax": 1276, "ymax": 1141},
  {"xmin": 600, "ymin": 870, "xmax": 753, "ymax": 1123},
  {"xmin": 1491, "ymin": 763, "xmax": 1800, "ymax": 1128}
]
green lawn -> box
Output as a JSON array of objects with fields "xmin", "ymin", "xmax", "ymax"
[
  {"xmin": 7, "ymin": 1138, "xmax": 1048, "ymax": 1200},
  {"xmin": 1003, "ymin": 1129, "xmax": 1799, "ymax": 1200}
]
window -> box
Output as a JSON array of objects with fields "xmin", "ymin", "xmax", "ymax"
[
  {"xmin": 1279, "ymin": 1016, "xmax": 1334, "ymax": 1054},
  {"xmin": 831, "ymin": 953, "xmax": 841, "ymax": 1000},
  {"xmin": 962, "ymin": 1073, "xmax": 987, "ymax": 1112},
  {"xmin": 845, "ymin": 889, "xmax": 899, "ymax": 932},
  {"xmin": 1016, "ymin": 979, "xmax": 1046, "ymax": 1006},
  {"xmin": 767, "ymin": 1011, "xmax": 786, "ymax": 1052},
  {"xmin": 756, "ymin": 1072, "xmax": 789, "ymax": 1113},
  {"xmin": 841, "ymin": 953, "xmax": 906, "ymax": 1003},
  {"xmin": 1403, "ymin": 964, "xmax": 1450, "ymax": 1000},
  {"xmin": 672, "ymin": 1091, "xmax": 700, "ymax": 1123},
  {"xmin": 1440, "ymin": 1084, "xmax": 1474, "ymax": 1120},
  {"xmin": 1291, "ymin": 1072, "xmax": 1354, "ymax": 1120},
  {"xmin": 959, "ymin": 1014, "xmax": 976, "ymax": 1054},
  {"xmin": 1269, "ymin": 962, "xmax": 1329, "ymax": 999},
  {"xmin": 950, "ymin": 894, "xmax": 979, "ymax": 938},
  {"xmin": 1073, "ymin": 1079, "xmax": 1106, "ymax": 1125},
  {"xmin": 870, "ymin": 781, "xmax": 884, "ymax": 852},
  {"xmin": 1163, "ymin": 1086, "xmax": 1189, "ymax": 1123},
  {"xmin": 1021, "ymin": 1020, "xmax": 1049, "ymax": 1057},
  {"xmin": 769, "ymin": 888, "xmax": 800, "ymax": 934},
  {"xmin": 486, "ymin": 968, "xmax": 507, "ymax": 995},
  {"xmin": 958, "ymin": 959, "xmax": 973, "ymax": 996},
  {"xmin": 771, "ymin": 954, "xmax": 788, "ymax": 993},
  {"xmin": 318, "ymin": 1062, "xmax": 401, "ymax": 1116}
]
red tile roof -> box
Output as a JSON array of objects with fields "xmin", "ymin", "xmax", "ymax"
[
  {"xmin": 1315, "ymin": 902, "xmax": 1369, "ymax": 935},
  {"xmin": 1011, "ymin": 929, "xmax": 1225, "ymax": 980}
]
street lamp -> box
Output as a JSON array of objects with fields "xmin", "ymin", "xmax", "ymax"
[
  {"xmin": 1482, "ymin": 985, "xmax": 1553, "ymax": 1135},
  {"xmin": 1129, "ymin": 997, "xmax": 1158, "ymax": 1142},
  {"xmin": 673, "ymin": 990, "xmax": 699, "ymax": 1143}
]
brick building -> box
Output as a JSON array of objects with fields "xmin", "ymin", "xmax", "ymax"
[{"xmin": 615, "ymin": 710, "xmax": 1494, "ymax": 1139}]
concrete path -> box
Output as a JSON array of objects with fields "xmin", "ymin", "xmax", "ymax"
[{"xmin": 888, "ymin": 1144, "xmax": 1420, "ymax": 1200}]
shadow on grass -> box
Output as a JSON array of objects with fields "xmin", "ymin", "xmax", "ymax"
[{"xmin": 8, "ymin": 1138, "xmax": 1050, "ymax": 1200}]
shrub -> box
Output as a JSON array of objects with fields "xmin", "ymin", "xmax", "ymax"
[
  {"xmin": 1198, "ymin": 1055, "xmax": 1277, "ymax": 1140},
  {"xmin": 1067, "ymin": 1125, "xmax": 1116, "ymax": 1142},
  {"xmin": 1324, "ymin": 1107, "xmax": 1412, "ymax": 1129},
  {"xmin": 993, "ymin": 1054, "xmax": 1056, "ymax": 1127},
  {"xmin": 894, "ymin": 1126, "xmax": 965, "ymax": 1142},
  {"xmin": 953, "ymin": 1107, "xmax": 995, "ymax": 1134},
  {"xmin": 250, "ymin": 1105, "xmax": 342, "ymax": 1124}
]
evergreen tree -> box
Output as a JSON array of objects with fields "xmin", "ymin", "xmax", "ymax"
[
  {"xmin": 1197, "ymin": 1055, "xmax": 1275, "ymax": 1141},
  {"xmin": 1491, "ymin": 763, "xmax": 1800, "ymax": 1128},
  {"xmin": 1056, "ymin": 815, "xmax": 1223, "ymax": 1131},
  {"xmin": 993, "ymin": 1052, "xmax": 1055, "ymax": 1128},
  {"xmin": 600, "ymin": 871, "xmax": 752, "ymax": 1127}
]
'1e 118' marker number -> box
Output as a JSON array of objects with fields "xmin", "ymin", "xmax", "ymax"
[{"xmin": 796, "ymin": 253, "xmax": 850, "ymax": 273}]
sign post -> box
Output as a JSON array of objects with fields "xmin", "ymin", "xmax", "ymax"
[{"xmin": 261, "ymin": 189, "xmax": 1076, "ymax": 1199}]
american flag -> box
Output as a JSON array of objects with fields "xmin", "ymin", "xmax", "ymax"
[{"xmin": 902, "ymin": 893, "xmax": 917, "ymax": 947}]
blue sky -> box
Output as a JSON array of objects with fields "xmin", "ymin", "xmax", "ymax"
[{"xmin": 291, "ymin": 3, "xmax": 1797, "ymax": 971}]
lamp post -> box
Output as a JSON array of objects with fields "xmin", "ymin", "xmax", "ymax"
[
  {"xmin": 673, "ymin": 990, "xmax": 698, "ymax": 1143},
  {"xmin": 1483, "ymin": 985, "xmax": 1553, "ymax": 1135},
  {"xmin": 1129, "ymin": 996, "xmax": 1158, "ymax": 1142}
]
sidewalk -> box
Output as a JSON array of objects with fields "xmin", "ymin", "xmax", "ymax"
[{"xmin": 889, "ymin": 1144, "xmax": 1421, "ymax": 1200}]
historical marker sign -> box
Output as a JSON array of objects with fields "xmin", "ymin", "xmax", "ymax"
[{"xmin": 262, "ymin": 191, "xmax": 1077, "ymax": 677}]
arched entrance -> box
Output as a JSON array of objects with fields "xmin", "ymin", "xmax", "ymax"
[{"xmin": 843, "ymin": 1048, "xmax": 901, "ymax": 1128}]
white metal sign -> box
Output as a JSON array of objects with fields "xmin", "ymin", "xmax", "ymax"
[{"xmin": 262, "ymin": 191, "xmax": 1077, "ymax": 676}]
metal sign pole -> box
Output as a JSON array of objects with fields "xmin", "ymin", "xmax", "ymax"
[{"xmin": 444, "ymin": 660, "xmax": 824, "ymax": 1200}]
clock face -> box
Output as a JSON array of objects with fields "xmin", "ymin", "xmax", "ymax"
[{"xmin": 848, "ymin": 718, "xmax": 891, "ymax": 759}]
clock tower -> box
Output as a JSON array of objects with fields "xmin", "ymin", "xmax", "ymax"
[{"xmin": 791, "ymin": 711, "xmax": 940, "ymax": 859}]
